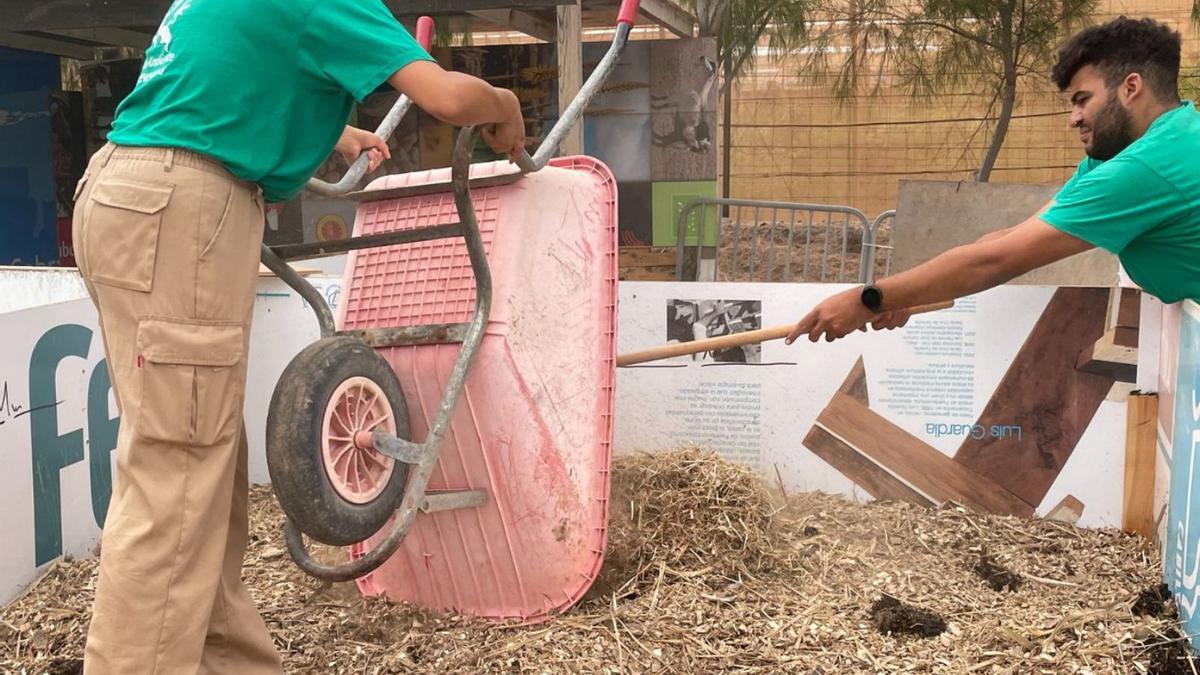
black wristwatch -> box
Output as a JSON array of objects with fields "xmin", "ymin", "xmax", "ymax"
[{"xmin": 860, "ymin": 284, "xmax": 883, "ymax": 312}]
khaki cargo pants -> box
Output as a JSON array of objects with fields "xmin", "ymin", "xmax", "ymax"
[{"xmin": 74, "ymin": 144, "xmax": 282, "ymax": 674}]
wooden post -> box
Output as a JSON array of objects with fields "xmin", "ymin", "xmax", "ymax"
[
  {"xmin": 1123, "ymin": 393, "xmax": 1158, "ymax": 538},
  {"xmin": 556, "ymin": 0, "xmax": 582, "ymax": 156}
]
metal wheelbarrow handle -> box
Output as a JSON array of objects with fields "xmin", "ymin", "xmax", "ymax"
[
  {"xmin": 306, "ymin": 16, "xmax": 435, "ymax": 197},
  {"xmin": 512, "ymin": 0, "xmax": 642, "ymax": 173}
]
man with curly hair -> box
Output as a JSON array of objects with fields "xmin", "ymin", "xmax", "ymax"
[{"xmin": 788, "ymin": 16, "xmax": 1198, "ymax": 343}]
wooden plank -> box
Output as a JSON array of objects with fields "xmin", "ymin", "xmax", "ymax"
[
  {"xmin": 49, "ymin": 27, "xmax": 153, "ymax": 49},
  {"xmin": 1117, "ymin": 288, "xmax": 1141, "ymax": 328},
  {"xmin": 1123, "ymin": 393, "xmax": 1157, "ymax": 538},
  {"xmin": 0, "ymin": 1, "xmax": 169, "ymax": 31},
  {"xmin": 954, "ymin": 287, "xmax": 1115, "ymax": 507},
  {"xmin": 1113, "ymin": 326, "xmax": 1139, "ymax": 349},
  {"xmin": 838, "ymin": 356, "xmax": 869, "ymax": 406},
  {"xmin": 555, "ymin": 0, "xmax": 582, "ymax": 156},
  {"xmin": 803, "ymin": 426, "xmax": 935, "ymax": 508},
  {"xmin": 386, "ymin": 0, "xmax": 574, "ymax": 17},
  {"xmin": 0, "ymin": 31, "xmax": 95, "ymax": 59},
  {"xmin": 0, "ymin": 0, "xmax": 573, "ymax": 31},
  {"xmin": 619, "ymin": 269, "xmax": 674, "ymax": 281},
  {"xmin": 818, "ymin": 393, "xmax": 1035, "ymax": 517},
  {"xmin": 1107, "ymin": 288, "xmax": 1141, "ymax": 348},
  {"xmin": 1045, "ymin": 495, "xmax": 1084, "ymax": 525},
  {"xmin": 1076, "ymin": 329, "xmax": 1138, "ymax": 383},
  {"xmin": 636, "ymin": 0, "xmax": 695, "ymax": 37},
  {"xmin": 467, "ymin": 8, "xmax": 555, "ymax": 41},
  {"xmin": 619, "ymin": 247, "xmax": 677, "ymax": 267}
]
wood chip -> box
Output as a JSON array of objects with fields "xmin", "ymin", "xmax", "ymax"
[{"xmin": 0, "ymin": 447, "xmax": 1182, "ymax": 673}]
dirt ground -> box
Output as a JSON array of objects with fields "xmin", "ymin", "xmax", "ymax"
[{"xmin": 1, "ymin": 448, "xmax": 1190, "ymax": 674}]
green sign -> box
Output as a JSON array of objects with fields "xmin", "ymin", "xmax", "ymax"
[{"xmin": 652, "ymin": 181, "xmax": 718, "ymax": 247}]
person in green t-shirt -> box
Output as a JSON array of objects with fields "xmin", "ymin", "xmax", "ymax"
[
  {"xmin": 785, "ymin": 17, "xmax": 1200, "ymax": 344},
  {"xmin": 72, "ymin": 1, "xmax": 526, "ymax": 673}
]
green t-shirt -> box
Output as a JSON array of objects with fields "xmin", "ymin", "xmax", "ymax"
[
  {"xmin": 107, "ymin": 0, "xmax": 432, "ymax": 202},
  {"xmin": 1041, "ymin": 101, "xmax": 1200, "ymax": 303}
]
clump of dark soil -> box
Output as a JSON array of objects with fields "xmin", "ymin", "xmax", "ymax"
[
  {"xmin": 869, "ymin": 594, "xmax": 947, "ymax": 638},
  {"xmin": 1138, "ymin": 626, "xmax": 1200, "ymax": 675},
  {"xmin": 45, "ymin": 658, "xmax": 83, "ymax": 675},
  {"xmin": 1133, "ymin": 584, "xmax": 1172, "ymax": 618},
  {"xmin": 974, "ymin": 554, "xmax": 1022, "ymax": 592}
]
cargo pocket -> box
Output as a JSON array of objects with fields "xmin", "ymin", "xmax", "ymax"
[
  {"xmin": 85, "ymin": 178, "xmax": 173, "ymax": 292},
  {"xmin": 135, "ymin": 317, "xmax": 245, "ymax": 446}
]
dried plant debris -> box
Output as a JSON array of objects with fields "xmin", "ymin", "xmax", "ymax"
[
  {"xmin": 870, "ymin": 595, "xmax": 947, "ymax": 638},
  {"xmin": 0, "ymin": 447, "xmax": 1184, "ymax": 673},
  {"xmin": 973, "ymin": 553, "xmax": 1023, "ymax": 592}
]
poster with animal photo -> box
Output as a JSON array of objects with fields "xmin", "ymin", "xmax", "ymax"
[
  {"xmin": 650, "ymin": 38, "xmax": 718, "ymax": 182},
  {"xmin": 666, "ymin": 298, "xmax": 763, "ymax": 364}
]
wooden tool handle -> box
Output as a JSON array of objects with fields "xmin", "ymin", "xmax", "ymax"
[{"xmin": 616, "ymin": 300, "xmax": 955, "ymax": 367}]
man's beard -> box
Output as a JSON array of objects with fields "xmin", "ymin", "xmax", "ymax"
[{"xmin": 1086, "ymin": 94, "xmax": 1136, "ymax": 161}]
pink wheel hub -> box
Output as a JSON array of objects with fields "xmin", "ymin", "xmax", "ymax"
[{"xmin": 321, "ymin": 376, "xmax": 397, "ymax": 504}]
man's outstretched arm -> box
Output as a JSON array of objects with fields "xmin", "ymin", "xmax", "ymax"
[{"xmin": 786, "ymin": 212, "xmax": 1094, "ymax": 344}]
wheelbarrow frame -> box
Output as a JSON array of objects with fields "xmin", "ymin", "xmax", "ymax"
[{"xmin": 259, "ymin": 4, "xmax": 641, "ymax": 583}]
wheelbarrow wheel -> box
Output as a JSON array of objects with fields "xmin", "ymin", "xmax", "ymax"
[{"xmin": 266, "ymin": 336, "xmax": 411, "ymax": 546}]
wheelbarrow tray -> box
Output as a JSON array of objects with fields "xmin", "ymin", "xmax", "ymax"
[{"xmin": 336, "ymin": 157, "xmax": 618, "ymax": 622}]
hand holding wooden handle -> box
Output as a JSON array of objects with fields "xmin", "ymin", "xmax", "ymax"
[{"xmin": 616, "ymin": 300, "xmax": 955, "ymax": 367}]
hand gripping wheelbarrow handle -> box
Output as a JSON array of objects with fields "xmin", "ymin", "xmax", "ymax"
[
  {"xmin": 306, "ymin": 16, "xmax": 435, "ymax": 197},
  {"xmin": 310, "ymin": 0, "xmax": 644, "ymax": 190},
  {"xmin": 512, "ymin": 0, "xmax": 642, "ymax": 173}
]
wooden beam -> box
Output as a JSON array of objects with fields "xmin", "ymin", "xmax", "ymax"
[
  {"xmin": 468, "ymin": 9, "xmax": 554, "ymax": 41},
  {"xmin": 48, "ymin": 27, "xmax": 152, "ymax": 49},
  {"xmin": 838, "ymin": 356, "xmax": 869, "ymax": 407},
  {"xmin": 618, "ymin": 246, "xmax": 675, "ymax": 281},
  {"xmin": 1076, "ymin": 329, "xmax": 1138, "ymax": 383},
  {"xmin": 803, "ymin": 426, "xmax": 936, "ymax": 508},
  {"xmin": 1123, "ymin": 393, "xmax": 1157, "ymax": 538},
  {"xmin": 0, "ymin": 31, "xmax": 94, "ymax": 59},
  {"xmin": 0, "ymin": 1, "xmax": 170, "ymax": 31},
  {"xmin": 618, "ymin": 246, "xmax": 675, "ymax": 267},
  {"xmin": 384, "ymin": 0, "xmax": 572, "ymax": 18},
  {"xmin": 555, "ymin": 0, "xmax": 582, "ymax": 155},
  {"xmin": 954, "ymin": 287, "xmax": 1116, "ymax": 507},
  {"xmin": 0, "ymin": 0, "xmax": 572, "ymax": 31},
  {"xmin": 817, "ymin": 393, "xmax": 1035, "ymax": 517},
  {"xmin": 636, "ymin": 0, "xmax": 694, "ymax": 37}
]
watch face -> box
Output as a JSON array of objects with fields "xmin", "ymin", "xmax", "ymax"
[{"xmin": 862, "ymin": 286, "xmax": 882, "ymax": 310}]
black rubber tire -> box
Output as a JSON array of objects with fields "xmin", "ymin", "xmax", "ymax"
[{"xmin": 266, "ymin": 336, "xmax": 411, "ymax": 546}]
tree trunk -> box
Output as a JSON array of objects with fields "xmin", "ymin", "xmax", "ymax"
[{"xmin": 977, "ymin": 72, "xmax": 1017, "ymax": 182}]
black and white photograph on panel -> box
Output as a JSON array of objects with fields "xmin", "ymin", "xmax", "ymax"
[{"xmin": 666, "ymin": 299, "xmax": 763, "ymax": 364}]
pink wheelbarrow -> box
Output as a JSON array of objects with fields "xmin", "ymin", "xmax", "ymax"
[{"xmin": 259, "ymin": 4, "xmax": 638, "ymax": 621}]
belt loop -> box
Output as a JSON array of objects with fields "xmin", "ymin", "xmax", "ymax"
[
  {"xmin": 96, "ymin": 143, "xmax": 116, "ymax": 168},
  {"xmin": 164, "ymin": 148, "xmax": 175, "ymax": 171}
]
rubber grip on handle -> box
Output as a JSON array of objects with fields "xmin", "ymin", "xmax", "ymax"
[
  {"xmin": 416, "ymin": 16, "xmax": 434, "ymax": 51},
  {"xmin": 616, "ymin": 0, "xmax": 640, "ymax": 25}
]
